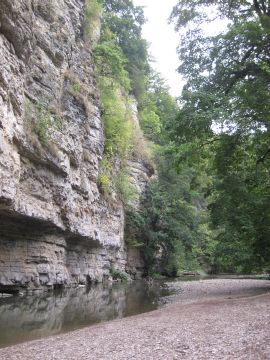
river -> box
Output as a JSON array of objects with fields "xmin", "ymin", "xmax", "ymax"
[
  {"xmin": 0, "ymin": 280, "xmax": 168, "ymax": 348},
  {"xmin": 0, "ymin": 276, "xmax": 269, "ymax": 348}
]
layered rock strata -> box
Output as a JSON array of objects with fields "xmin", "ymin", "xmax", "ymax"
[{"xmin": 0, "ymin": 0, "xmax": 152, "ymax": 290}]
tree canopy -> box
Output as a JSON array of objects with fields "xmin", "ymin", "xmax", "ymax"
[
  {"xmin": 100, "ymin": 0, "xmax": 150, "ymax": 99},
  {"xmin": 170, "ymin": 0, "xmax": 270, "ymax": 272},
  {"xmin": 93, "ymin": 0, "xmax": 270, "ymax": 275}
]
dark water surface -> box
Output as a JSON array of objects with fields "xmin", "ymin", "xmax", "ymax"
[
  {"xmin": 0, "ymin": 280, "xmax": 169, "ymax": 348},
  {"xmin": 0, "ymin": 276, "xmax": 269, "ymax": 348}
]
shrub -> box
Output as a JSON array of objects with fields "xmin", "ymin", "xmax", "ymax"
[
  {"xmin": 26, "ymin": 102, "xmax": 62, "ymax": 145},
  {"xmin": 93, "ymin": 25, "xmax": 133, "ymax": 163},
  {"xmin": 97, "ymin": 173, "xmax": 110, "ymax": 194},
  {"xmin": 130, "ymin": 126, "xmax": 154, "ymax": 166},
  {"xmin": 84, "ymin": 0, "xmax": 102, "ymax": 42},
  {"xmin": 92, "ymin": 8, "xmax": 152, "ymax": 207},
  {"xmin": 72, "ymin": 78, "xmax": 81, "ymax": 93},
  {"xmin": 139, "ymin": 109, "xmax": 161, "ymax": 139},
  {"xmin": 100, "ymin": 83, "xmax": 133, "ymax": 159},
  {"xmin": 112, "ymin": 169, "xmax": 137, "ymax": 205},
  {"xmin": 110, "ymin": 267, "xmax": 129, "ymax": 281},
  {"xmin": 93, "ymin": 30, "xmax": 131, "ymax": 91},
  {"xmin": 125, "ymin": 207, "xmax": 145, "ymax": 247}
]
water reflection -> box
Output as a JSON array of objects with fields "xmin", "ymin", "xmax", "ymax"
[
  {"xmin": 1, "ymin": 277, "xmax": 269, "ymax": 348},
  {"xmin": 0, "ymin": 281, "xmax": 163, "ymax": 348}
]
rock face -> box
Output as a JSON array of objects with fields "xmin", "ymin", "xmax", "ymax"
[{"xmin": 0, "ymin": 0, "xmax": 152, "ymax": 290}]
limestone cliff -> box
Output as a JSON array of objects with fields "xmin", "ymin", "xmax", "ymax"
[{"xmin": 0, "ymin": 0, "xmax": 152, "ymax": 291}]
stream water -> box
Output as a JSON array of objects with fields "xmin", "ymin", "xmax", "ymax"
[
  {"xmin": 0, "ymin": 276, "xmax": 269, "ymax": 348},
  {"xmin": 0, "ymin": 280, "xmax": 169, "ymax": 348}
]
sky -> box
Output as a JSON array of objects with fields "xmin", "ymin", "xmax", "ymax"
[{"xmin": 133, "ymin": 0, "xmax": 184, "ymax": 97}]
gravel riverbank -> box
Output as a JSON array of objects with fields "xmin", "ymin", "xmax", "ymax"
[{"xmin": 1, "ymin": 279, "xmax": 270, "ymax": 360}]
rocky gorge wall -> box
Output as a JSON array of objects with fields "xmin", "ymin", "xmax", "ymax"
[{"xmin": 0, "ymin": 0, "xmax": 152, "ymax": 291}]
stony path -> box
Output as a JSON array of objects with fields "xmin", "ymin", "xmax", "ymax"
[{"xmin": 1, "ymin": 279, "xmax": 270, "ymax": 360}]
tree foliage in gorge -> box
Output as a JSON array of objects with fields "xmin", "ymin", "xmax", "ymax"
[
  {"xmin": 135, "ymin": 150, "xmax": 216, "ymax": 276},
  {"xmin": 100, "ymin": 0, "xmax": 150, "ymax": 99},
  {"xmin": 92, "ymin": 3, "xmax": 136, "ymax": 204},
  {"xmin": 94, "ymin": 0, "xmax": 270, "ymax": 275},
  {"xmin": 170, "ymin": 0, "xmax": 270, "ymax": 272},
  {"xmin": 95, "ymin": 0, "xmax": 220, "ymax": 276},
  {"xmin": 125, "ymin": 72, "xmax": 216, "ymax": 276},
  {"xmin": 138, "ymin": 72, "xmax": 179, "ymax": 143}
]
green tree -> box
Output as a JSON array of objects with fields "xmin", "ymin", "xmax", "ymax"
[
  {"xmin": 126, "ymin": 148, "xmax": 216, "ymax": 276},
  {"xmin": 138, "ymin": 71, "xmax": 179, "ymax": 143},
  {"xmin": 170, "ymin": 0, "xmax": 270, "ymax": 272},
  {"xmin": 95, "ymin": 0, "xmax": 220, "ymax": 276},
  {"xmin": 101, "ymin": 0, "xmax": 150, "ymax": 99}
]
